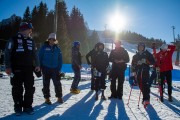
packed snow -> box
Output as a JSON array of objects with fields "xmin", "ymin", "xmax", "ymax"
[{"xmin": 0, "ymin": 75, "xmax": 180, "ymax": 120}]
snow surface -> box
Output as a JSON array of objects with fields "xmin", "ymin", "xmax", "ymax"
[{"xmin": 0, "ymin": 75, "xmax": 180, "ymax": 120}]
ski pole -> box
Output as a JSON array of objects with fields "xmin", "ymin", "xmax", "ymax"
[
  {"xmin": 138, "ymin": 90, "xmax": 142, "ymax": 107},
  {"xmin": 127, "ymin": 85, "xmax": 133, "ymax": 105}
]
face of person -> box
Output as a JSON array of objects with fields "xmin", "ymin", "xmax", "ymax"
[
  {"xmin": 48, "ymin": 38, "xmax": 56, "ymax": 46},
  {"xmin": 115, "ymin": 42, "xmax": 121, "ymax": 48},
  {"xmin": 77, "ymin": 44, "xmax": 80, "ymax": 49},
  {"xmin": 138, "ymin": 45, "xmax": 144, "ymax": 52},
  {"xmin": 162, "ymin": 49, "xmax": 166, "ymax": 52},
  {"xmin": 21, "ymin": 29, "xmax": 32, "ymax": 37},
  {"xmin": 98, "ymin": 45, "xmax": 104, "ymax": 51}
]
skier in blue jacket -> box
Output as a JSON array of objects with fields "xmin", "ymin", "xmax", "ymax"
[
  {"xmin": 39, "ymin": 33, "xmax": 63, "ymax": 104},
  {"xmin": 70, "ymin": 41, "xmax": 82, "ymax": 94}
]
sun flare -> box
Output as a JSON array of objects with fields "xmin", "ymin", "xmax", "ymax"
[{"xmin": 109, "ymin": 13, "xmax": 127, "ymax": 32}]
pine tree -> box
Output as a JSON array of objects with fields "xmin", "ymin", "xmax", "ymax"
[
  {"xmin": 69, "ymin": 6, "xmax": 89, "ymax": 62},
  {"xmin": 56, "ymin": 0, "xmax": 71, "ymax": 63},
  {"xmin": 88, "ymin": 30, "xmax": 100, "ymax": 50},
  {"xmin": 36, "ymin": 2, "xmax": 48, "ymax": 43},
  {"xmin": 23, "ymin": 6, "xmax": 31, "ymax": 22}
]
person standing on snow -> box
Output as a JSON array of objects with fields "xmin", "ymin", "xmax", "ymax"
[
  {"xmin": 93, "ymin": 43, "xmax": 109, "ymax": 100},
  {"xmin": 156, "ymin": 44, "xmax": 176, "ymax": 102},
  {"xmin": 70, "ymin": 41, "xmax": 82, "ymax": 94},
  {"xmin": 86, "ymin": 43, "xmax": 99, "ymax": 91},
  {"xmin": 149, "ymin": 42, "xmax": 158, "ymax": 86},
  {"xmin": 4, "ymin": 22, "xmax": 40, "ymax": 115},
  {"xmin": 131, "ymin": 42, "xmax": 155, "ymax": 105},
  {"xmin": 39, "ymin": 33, "xmax": 63, "ymax": 105},
  {"xmin": 109, "ymin": 40, "xmax": 130, "ymax": 100}
]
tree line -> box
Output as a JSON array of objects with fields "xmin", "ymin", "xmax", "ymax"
[{"xmin": 0, "ymin": 1, "xmax": 164, "ymax": 63}]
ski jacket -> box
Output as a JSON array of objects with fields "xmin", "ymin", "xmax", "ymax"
[
  {"xmin": 86, "ymin": 49, "xmax": 97, "ymax": 67},
  {"xmin": 132, "ymin": 50, "xmax": 155, "ymax": 72},
  {"xmin": 109, "ymin": 47, "xmax": 129, "ymax": 71},
  {"xmin": 39, "ymin": 42, "xmax": 62, "ymax": 71},
  {"xmin": 71, "ymin": 46, "xmax": 81, "ymax": 67},
  {"xmin": 4, "ymin": 33, "xmax": 39, "ymax": 68},
  {"xmin": 155, "ymin": 45, "xmax": 175, "ymax": 72},
  {"xmin": 94, "ymin": 51, "xmax": 109, "ymax": 72}
]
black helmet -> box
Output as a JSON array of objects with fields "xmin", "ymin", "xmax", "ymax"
[
  {"xmin": 138, "ymin": 42, "xmax": 145, "ymax": 51},
  {"xmin": 96, "ymin": 42, "xmax": 104, "ymax": 51}
]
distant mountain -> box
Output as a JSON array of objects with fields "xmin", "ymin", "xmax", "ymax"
[{"xmin": 0, "ymin": 14, "xmax": 21, "ymax": 26}]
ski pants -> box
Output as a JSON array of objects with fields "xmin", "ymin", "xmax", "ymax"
[
  {"xmin": 91, "ymin": 68, "xmax": 95, "ymax": 90},
  {"xmin": 149, "ymin": 68, "xmax": 157, "ymax": 86},
  {"xmin": 71, "ymin": 65, "xmax": 81, "ymax": 89},
  {"xmin": 11, "ymin": 67, "xmax": 35, "ymax": 110},
  {"xmin": 160, "ymin": 70, "xmax": 172, "ymax": 97},
  {"xmin": 94, "ymin": 72, "xmax": 106, "ymax": 92},
  {"xmin": 137, "ymin": 68, "xmax": 150, "ymax": 101},
  {"xmin": 110, "ymin": 68, "xmax": 125, "ymax": 98},
  {"xmin": 42, "ymin": 66, "xmax": 62, "ymax": 98}
]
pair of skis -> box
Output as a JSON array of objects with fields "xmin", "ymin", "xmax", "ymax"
[{"xmin": 127, "ymin": 69, "xmax": 149, "ymax": 108}]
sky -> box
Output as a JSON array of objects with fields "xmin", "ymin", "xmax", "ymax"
[{"xmin": 0, "ymin": 0, "xmax": 180, "ymax": 43}]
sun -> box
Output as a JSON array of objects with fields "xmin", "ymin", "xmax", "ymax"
[{"xmin": 108, "ymin": 13, "xmax": 127, "ymax": 32}]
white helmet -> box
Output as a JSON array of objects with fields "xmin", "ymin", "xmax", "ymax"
[{"xmin": 160, "ymin": 44, "xmax": 168, "ymax": 50}]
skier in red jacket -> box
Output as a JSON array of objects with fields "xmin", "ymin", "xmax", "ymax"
[{"xmin": 156, "ymin": 44, "xmax": 176, "ymax": 102}]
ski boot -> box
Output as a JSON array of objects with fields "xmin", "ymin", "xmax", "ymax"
[
  {"xmin": 95, "ymin": 93, "xmax": 98, "ymax": 100},
  {"xmin": 70, "ymin": 88, "xmax": 80, "ymax": 94},
  {"xmin": 45, "ymin": 98, "xmax": 52, "ymax": 105},
  {"xmin": 160, "ymin": 96, "xmax": 164, "ymax": 102},
  {"xmin": 168, "ymin": 96, "xmax": 173, "ymax": 102},
  {"xmin": 23, "ymin": 107, "xmax": 34, "ymax": 115},
  {"xmin": 14, "ymin": 108, "xmax": 22, "ymax": 116},
  {"xmin": 101, "ymin": 95, "xmax": 106, "ymax": 100},
  {"xmin": 57, "ymin": 97, "xmax": 64, "ymax": 103},
  {"xmin": 143, "ymin": 100, "xmax": 150, "ymax": 108}
]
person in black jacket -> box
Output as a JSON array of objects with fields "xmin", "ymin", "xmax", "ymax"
[
  {"xmin": 131, "ymin": 42, "xmax": 155, "ymax": 105},
  {"xmin": 109, "ymin": 41, "xmax": 129, "ymax": 99},
  {"xmin": 86, "ymin": 43, "xmax": 99, "ymax": 90},
  {"xmin": 93, "ymin": 43, "xmax": 109, "ymax": 100},
  {"xmin": 70, "ymin": 41, "xmax": 82, "ymax": 94},
  {"xmin": 4, "ymin": 22, "xmax": 40, "ymax": 115}
]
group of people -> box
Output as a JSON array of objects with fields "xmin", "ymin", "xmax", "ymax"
[
  {"xmin": 4, "ymin": 22, "xmax": 175, "ymax": 116},
  {"xmin": 86, "ymin": 41, "xmax": 130, "ymax": 100},
  {"xmin": 4, "ymin": 22, "xmax": 64, "ymax": 116}
]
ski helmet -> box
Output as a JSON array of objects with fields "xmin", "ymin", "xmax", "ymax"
[
  {"xmin": 96, "ymin": 42, "xmax": 104, "ymax": 51},
  {"xmin": 160, "ymin": 44, "xmax": 168, "ymax": 50},
  {"xmin": 138, "ymin": 42, "xmax": 145, "ymax": 51},
  {"xmin": 73, "ymin": 41, "xmax": 80, "ymax": 47}
]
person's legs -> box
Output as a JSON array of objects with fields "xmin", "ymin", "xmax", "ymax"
[
  {"xmin": 42, "ymin": 67, "xmax": 51, "ymax": 99},
  {"xmin": 160, "ymin": 72, "xmax": 165, "ymax": 102},
  {"xmin": 71, "ymin": 66, "xmax": 81, "ymax": 90},
  {"xmin": 165, "ymin": 70, "xmax": 173, "ymax": 101},
  {"xmin": 109, "ymin": 72, "xmax": 117, "ymax": 98},
  {"xmin": 23, "ymin": 67, "xmax": 35, "ymax": 109},
  {"xmin": 91, "ymin": 68, "xmax": 95, "ymax": 90},
  {"xmin": 51, "ymin": 70, "xmax": 62, "ymax": 98},
  {"xmin": 11, "ymin": 68, "xmax": 24, "ymax": 113},
  {"xmin": 117, "ymin": 70, "xmax": 125, "ymax": 99}
]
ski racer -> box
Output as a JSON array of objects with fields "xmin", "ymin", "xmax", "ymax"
[{"xmin": 131, "ymin": 42, "xmax": 155, "ymax": 106}]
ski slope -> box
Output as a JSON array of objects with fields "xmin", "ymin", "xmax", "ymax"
[{"xmin": 0, "ymin": 76, "xmax": 179, "ymax": 120}]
